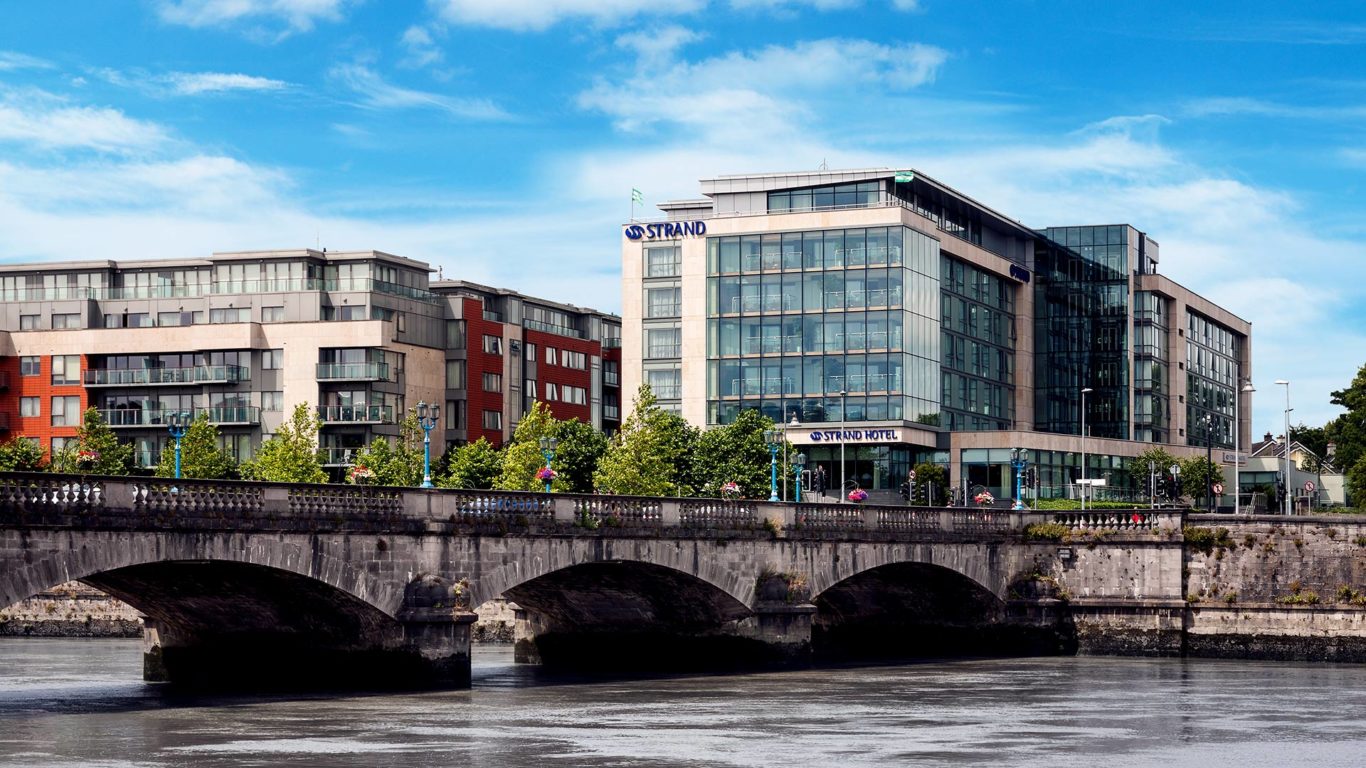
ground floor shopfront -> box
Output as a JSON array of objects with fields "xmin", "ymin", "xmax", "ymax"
[{"xmin": 785, "ymin": 425, "xmax": 1218, "ymax": 505}]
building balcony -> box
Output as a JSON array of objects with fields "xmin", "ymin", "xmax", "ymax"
[
  {"xmin": 321, "ymin": 447, "xmax": 361, "ymax": 466},
  {"xmin": 99, "ymin": 406, "xmax": 262, "ymax": 428},
  {"xmin": 84, "ymin": 365, "xmax": 250, "ymax": 387},
  {"xmin": 523, "ymin": 318, "xmax": 585, "ymax": 339},
  {"xmin": 315, "ymin": 362, "xmax": 391, "ymax": 382},
  {"xmin": 317, "ymin": 405, "xmax": 394, "ymax": 424}
]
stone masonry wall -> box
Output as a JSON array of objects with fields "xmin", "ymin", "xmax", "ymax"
[{"xmin": 0, "ymin": 580, "xmax": 141, "ymax": 637}]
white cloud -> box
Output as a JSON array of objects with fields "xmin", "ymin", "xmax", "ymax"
[
  {"xmin": 399, "ymin": 26, "xmax": 445, "ymax": 70},
  {"xmin": 431, "ymin": 0, "xmax": 704, "ymax": 32},
  {"xmin": 580, "ymin": 38, "xmax": 947, "ymax": 143},
  {"xmin": 166, "ymin": 72, "xmax": 290, "ymax": 94},
  {"xmin": 890, "ymin": 0, "xmax": 919, "ymax": 10},
  {"xmin": 615, "ymin": 26, "xmax": 703, "ymax": 68},
  {"xmin": 729, "ymin": 0, "xmax": 859, "ymax": 9},
  {"xmin": 155, "ymin": 0, "xmax": 351, "ymax": 36},
  {"xmin": 0, "ymin": 51, "xmax": 52, "ymax": 71},
  {"xmin": 329, "ymin": 62, "xmax": 508, "ymax": 120},
  {"xmin": 0, "ymin": 97, "xmax": 168, "ymax": 153}
]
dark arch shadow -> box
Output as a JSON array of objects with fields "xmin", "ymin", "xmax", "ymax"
[
  {"xmin": 504, "ymin": 561, "xmax": 767, "ymax": 673},
  {"xmin": 813, "ymin": 562, "xmax": 1073, "ymax": 662},
  {"xmin": 83, "ymin": 561, "xmax": 411, "ymax": 690}
]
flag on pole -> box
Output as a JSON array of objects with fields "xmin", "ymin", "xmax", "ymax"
[{"xmin": 631, "ymin": 188, "xmax": 644, "ymax": 205}]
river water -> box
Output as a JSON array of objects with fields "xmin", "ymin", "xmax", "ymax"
[{"xmin": 1, "ymin": 639, "xmax": 1365, "ymax": 767}]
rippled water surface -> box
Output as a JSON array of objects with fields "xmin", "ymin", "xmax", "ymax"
[{"xmin": 2, "ymin": 639, "xmax": 1366, "ymax": 767}]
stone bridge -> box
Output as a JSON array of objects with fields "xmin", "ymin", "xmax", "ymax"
[{"xmin": 0, "ymin": 472, "xmax": 1186, "ymax": 689}]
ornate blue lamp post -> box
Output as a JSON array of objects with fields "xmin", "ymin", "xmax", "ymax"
[
  {"xmin": 167, "ymin": 412, "xmax": 188, "ymax": 479},
  {"xmin": 538, "ymin": 436, "xmax": 558, "ymax": 493},
  {"xmin": 416, "ymin": 401, "xmax": 440, "ymax": 488},
  {"xmin": 764, "ymin": 428, "xmax": 782, "ymax": 502},
  {"xmin": 793, "ymin": 452, "xmax": 806, "ymax": 502},
  {"xmin": 1010, "ymin": 447, "xmax": 1029, "ymax": 510}
]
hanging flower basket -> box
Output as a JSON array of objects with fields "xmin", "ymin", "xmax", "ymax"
[
  {"xmin": 348, "ymin": 465, "xmax": 375, "ymax": 485},
  {"xmin": 974, "ymin": 491, "xmax": 995, "ymax": 507},
  {"xmin": 536, "ymin": 467, "xmax": 557, "ymax": 482},
  {"xmin": 75, "ymin": 449, "xmax": 99, "ymax": 471},
  {"xmin": 720, "ymin": 481, "xmax": 742, "ymax": 499},
  {"xmin": 848, "ymin": 488, "xmax": 868, "ymax": 503}
]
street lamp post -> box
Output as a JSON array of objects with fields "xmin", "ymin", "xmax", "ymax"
[
  {"xmin": 167, "ymin": 412, "xmax": 188, "ymax": 480},
  {"xmin": 1010, "ymin": 448, "xmax": 1029, "ymax": 510},
  {"xmin": 1203, "ymin": 413, "xmax": 1214, "ymax": 513},
  {"xmin": 1080, "ymin": 387, "xmax": 1093, "ymax": 511},
  {"xmin": 538, "ymin": 436, "xmax": 558, "ymax": 493},
  {"xmin": 788, "ymin": 413, "xmax": 800, "ymax": 501},
  {"xmin": 794, "ymin": 452, "xmax": 807, "ymax": 503},
  {"xmin": 1275, "ymin": 380, "xmax": 1291, "ymax": 515},
  {"xmin": 764, "ymin": 428, "xmax": 782, "ymax": 502},
  {"xmin": 839, "ymin": 389, "xmax": 847, "ymax": 502},
  {"xmin": 416, "ymin": 401, "xmax": 441, "ymax": 489},
  {"xmin": 1235, "ymin": 380, "xmax": 1255, "ymax": 515}
]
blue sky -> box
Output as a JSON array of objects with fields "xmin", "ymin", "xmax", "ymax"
[{"xmin": 1, "ymin": 0, "xmax": 1364, "ymax": 435}]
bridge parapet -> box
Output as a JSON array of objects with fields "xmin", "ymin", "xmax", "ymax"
[{"xmin": 0, "ymin": 471, "xmax": 1174, "ymax": 543}]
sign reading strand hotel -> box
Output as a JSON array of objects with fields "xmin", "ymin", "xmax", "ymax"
[
  {"xmin": 624, "ymin": 221, "xmax": 707, "ymax": 240},
  {"xmin": 808, "ymin": 429, "xmax": 901, "ymax": 442}
]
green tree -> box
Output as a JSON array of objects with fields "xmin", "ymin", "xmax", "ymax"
[
  {"xmin": 1130, "ymin": 446, "xmax": 1180, "ymax": 496},
  {"xmin": 438, "ymin": 437, "xmax": 502, "ymax": 489},
  {"xmin": 497, "ymin": 401, "xmax": 561, "ymax": 492},
  {"xmin": 51, "ymin": 408, "xmax": 133, "ymax": 475},
  {"xmin": 1178, "ymin": 455, "xmax": 1224, "ymax": 507},
  {"xmin": 551, "ymin": 418, "xmax": 609, "ymax": 493},
  {"xmin": 908, "ymin": 462, "xmax": 948, "ymax": 505},
  {"xmin": 1289, "ymin": 423, "xmax": 1329, "ymax": 467},
  {"xmin": 241, "ymin": 403, "xmax": 326, "ymax": 484},
  {"xmin": 691, "ymin": 408, "xmax": 778, "ymax": 498},
  {"xmin": 153, "ymin": 413, "xmax": 237, "ymax": 479},
  {"xmin": 1325, "ymin": 364, "xmax": 1366, "ymax": 504},
  {"xmin": 0, "ymin": 437, "xmax": 46, "ymax": 472},
  {"xmin": 350, "ymin": 409, "xmax": 427, "ymax": 486},
  {"xmin": 594, "ymin": 385, "xmax": 699, "ymax": 496}
]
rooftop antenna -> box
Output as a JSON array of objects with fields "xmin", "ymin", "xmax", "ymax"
[{"xmin": 818, "ymin": 158, "xmax": 828, "ymax": 170}]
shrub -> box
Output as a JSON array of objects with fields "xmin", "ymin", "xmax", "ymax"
[
  {"xmin": 1184, "ymin": 525, "xmax": 1232, "ymax": 555},
  {"xmin": 1024, "ymin": 522, "xmax": 1073, "ymax": 542}
]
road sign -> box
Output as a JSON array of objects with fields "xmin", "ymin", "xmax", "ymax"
[
  {"xmin": 909, "ymin": 470, "xmax": 916, "ymax": 480},
  {"xmin": 1212, "ymin": 483, "xmax": 1224, "ymax": 495},
  {"xmin": 1305, "ymin": 480, "xmax": 1316, "ymax": 492},
  {"xmin": 1170, "ymin": 464, "xmax": 1180, "ymax": 476}
]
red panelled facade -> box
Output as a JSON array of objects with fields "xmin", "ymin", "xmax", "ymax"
[
  {"xmin": 0, "ymin": 354, "xmax": 88, "ymax": 458},
  {"xmin": 525, "ymin": 328, "xmax": 596, "ymax": 426},
  {"xmin": 462, "ymin": 296, "xmax": 507, "ymax": 446}
]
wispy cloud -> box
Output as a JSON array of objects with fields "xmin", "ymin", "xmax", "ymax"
[
  {"xmin": 0, "ymin": 93, "xmax": 169, "ymax": 153},
  {"xmin": 329, "ymin": 62, "xmax": 508, "ymax": 120},
  {"xmin": 155, "ymin": 0, "xmax": 352, "ymax": 38},
  {"xmin": 0, "ymin": 51, "xmax": 52, "ymax": 71},
  {"xmin": 166, "ymin": 72, "xmax": 290, "ymax": 94},
  {"xmin": 432, "ymin": 0, "xmax": 705, "ymax": 32},
  {"xmin": 1176, "ymin": 21, "xmax": 1366, "ymax": 46},
  {"xmin": 1184, "ymin": 96, "xmax": 1366, "ymax": 120}
]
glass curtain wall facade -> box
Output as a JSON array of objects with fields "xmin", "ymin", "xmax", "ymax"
[
  {"xmin": 940, "ymin": 257, "xmax": 1015, "ymax": 431},
  {"xmin": 1133, "ymin": 291, "xmax": 1170, "ymax": 443},
  {"xmin": 1034, "ymin": 225, "xmax": 1131, "ymax": 440},
  {"xmin": 1186, "ymin": 311, "xmax": 1239, "ymax": 450},
  {"xmin": 706, "ymin": 225, "xmax": 941, "ymax": 427}
]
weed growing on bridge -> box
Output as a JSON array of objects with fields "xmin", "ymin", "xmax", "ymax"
[
  {"xmin": 756, "ymin": 567, "xmax": 809, "ymax": 604},
  {"xmin": 1336, "ymin": 585, "xmax": 1366, "ymax": 605},
  {"xmin": 1325, "ymin": 528, "xmax": 1339, "ymax": 539},
  {"xmin": 1224, "ymin": 592, "xmax": 1238, "ymax": 604},
  {"xmin": 1244, "ymin": 534, "xmax": 1258, "ymax": 548},
  {"xmin": 1183, "ymin": 526, "xmax": 1233, "ymax": 555},
  {"xmin": 1276, "ymin": 584, "xmax": 1321, "ymax": 605},
  {"xmin": 1356, "ymin": 535, "xmax": 1366, "ymax": 547},
  {"xmin": 1024, "ymin": 522, "xmax": 1072, "ymax": 542}
]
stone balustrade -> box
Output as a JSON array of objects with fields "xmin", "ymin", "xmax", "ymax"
[{"xmin": 0, "ymin": 471, "xmax": 1180, "ymax": 541}]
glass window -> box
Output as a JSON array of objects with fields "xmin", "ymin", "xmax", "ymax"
[
  {"xmin": 261, "ymin": 391, "xmax": 284, "ymax": 411},
  {"xmin": 20, "ymin": 397, "xmax": 39, "ymax": 417},
  {"xmin": 483, "ymin": 372, "xmax": 503, "ymax": 392},
  {"xmin": 262, "ymin": 349, "xmax": 283, "ymax": 370},
  {"xmin": 483, "ymin": 335, "xmax": 503, "ymax": 355},
  {"xmin": 646, "ymin": 328, "xmax": 681, "ymax": 359},
  {"xmin": 446, "ymin": 320, "xmax": 467, "ymax": 349},
  {"xmin": 545, "ymin": 347, "xmax": 558, "ymax": 366},
  {"xmin": 645, "ymin": 245, "xmax": 681, "ymax": 277},
  {"xmin": 52, "ymin": 313, "xmax": 82, "ymax": 329},
  {"xmin": 52, "ymin": 355, "xmax": 79, "ymax": 385},
  {"xmin": 262, "ymin": 306, "xmax": 285, "ymax": 323},
  {"xmin": 482, "ymin": 410, "xmax": 502, "ymax": 430},
  {"xmin": 51, "ymin": 395, "xmax": 81, "ymax": 426},
  {"xmin": 646, "ymin": 287, "xmax": 681, "ymax": 318},
  {"xmin": 446, "ymin": 360, "xmax": 466, "ymax": 389},
  {"xmin": 19, "ymin": 314, "xmax": 38, "ymax": 330},
  {"xmin": 562, "ymin": 350, "xmax": 587, "ymax": 370},
  {"xmin": 20, "ymin": 357, "xmax": 40, "ymax": 376}
]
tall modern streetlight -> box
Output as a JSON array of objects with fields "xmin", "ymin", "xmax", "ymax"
[
  {"xmin": 794, "ymin": 452, "xmax": 807, "ymax": 503},
  {"xmin": 416, "ymin": 401, "xmax": 440, "ymax": 489},
  {"xmin": 764, "ymin": 428, "xmax": 783, "ymax": 502},
  {"xmin": 167, "ymin": 411, "xmax": 188, "ymax": 480},
  {"xmin": 839, "ymin": 389, "xmax": 847, "ymax": 501},
  {"xmin": 1275, "ymin": 380, "xmax": 1291, "ymax": 515},
  {"xmin": 1010, "ymin": 448, "xmax": 1029, "ymax": 510},
  {"xmin": 538, "ymin": 436, "xmax": 558, "ymax": 493},
  {"xmin": 1235, "ymin": 379, "xmax": 1255, "ymax": 515},
  {"xmin": 1080, "ymin": 387, "xmax": 1093, "ymax": 510},
  {"xmin": 1202, "ymin": 413, "xmax": 1214, "ymax": 513}
]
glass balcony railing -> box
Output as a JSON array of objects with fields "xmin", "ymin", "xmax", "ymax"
[
  {"xmin": 316, "ymin": 404, "xmax": 394, "ymax": 424},
  {"xmin": 84, "ymin": 365, "xmax": 250, "ymax": 387},
  {"xmin": 315, "ymin": 362, "xmax": 391, "ymax": 382},
  {"xmin": 321, "ymin": 447, "xmax": 361, "ymax": 466},
  {"xmin": 523, "ymin": 319, "xmax": 585, "ymax": 339},
  {"xmin": 99, "ymin": 406, "xmax": 261, "ymax": 428},
  {"xmin": 602, "ymin": 337, "xmax": 622, "ymax": 349}
]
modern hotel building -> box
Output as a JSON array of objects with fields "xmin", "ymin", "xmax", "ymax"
[
  {"xmin": 0, "ymin": 250, "xmax": 619, "ymax": 475},
  {"xmin": 622, "ymin": 169, "xmax": 1253, "ymax": 503}
]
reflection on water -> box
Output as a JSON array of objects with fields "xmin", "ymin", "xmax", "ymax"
[{"xmin": 2, "ymin": 638, "xmax": 1366, "ymax": 767}]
